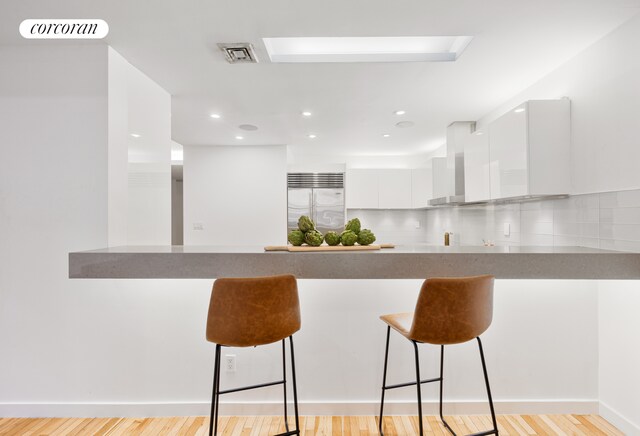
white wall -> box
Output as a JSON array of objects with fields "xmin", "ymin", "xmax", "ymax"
[
  {"xmin": 108, "ymin": 47, "xmax": 171, "ymax": 246},
  {"xmin": 478, "ymin": 13, "xmax": 640, "ymax": 195},
  {"xmin": 171, "ymin": 178, "xmax": 184, "ymax": 245},
  {"xmin": 0, "ymin": 43, "xmax": 109, "ymax": 406},
  {"xmin": 598, "ymin": 281, "xmax": 640, "ymax": 435},
  {"xmin": 183, "ymin": 145, "xmax": 287, "ymax": 246}
]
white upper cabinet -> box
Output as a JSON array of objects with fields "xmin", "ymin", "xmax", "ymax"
[
  {"xmin": 431, "ymin": 157, "xmax": 448, "ymax": 199},
  {"xmin": 378, "ymin": 169, "xmax": 412, "ymax": 209},
  {"xmin": 463, "ymin": 129, "xmax": 491, "ymax": 202},
  {"xmin": 488, "ymin": 99, "xmax": 571, "ymax": 200},
  {"xmin": 346, "ymin": 168, "xmax": 428, "ymax": 209},
  {"xmin": 411, "ymin": 168, "xmax": 432, "ymax": 208},
  {"xmin": 346, "ymin": 169, "xmax": 379, "ymax": 209}
]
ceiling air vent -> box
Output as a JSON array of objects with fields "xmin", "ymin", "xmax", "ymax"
[{"xmin": 217, "ymin": 43, "xmax": 258, "ymax": 64}]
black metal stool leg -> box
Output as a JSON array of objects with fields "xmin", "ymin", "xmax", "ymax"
[
  {"xmin": 209, "ymin": 344, "xmax": 221, "ymax": 436},
  {"xmin": 477, "ymin": 337, "xmax": 499, "ymax": 435},
  {"xmin": 378, "ymin": 326, "xmax": 391, "ymax": 435},
  {"xmin": 289, "ymin": 335, "xmax": 301, "ymax": 435},
  {"xmin": 412, "ymin": 340, "xmax": 424, "ymax": 436},
  {"xmin": 214, "ymin": 346, "xmax": 222, "ymax": 435},
  {"xmin": 282, "ymin": 339, "xmax": 290, "ymax": 433},
  {"xmin": 439, "ymin": 345, "xmax": 444, "ymax": 420},
  {"xmin": 438, "ymin": 345, "xmax": 456, "ymax": 436}
]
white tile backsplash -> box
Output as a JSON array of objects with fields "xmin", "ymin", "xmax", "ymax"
[
  {"xmin": 599, "ymin": 223, "xmax": 640, "ymax": 241},
  {"xmin": 599, "ymin": 189, "xmax": 640, "ymax": 208},
  {"xmin": 600, "ymin": 207, "xmax": 640, "ymax": 224},
  {"xmin": 349, "ymin": 188, "xmax": 640, "ymax": 252},
  {"xmin": 347, "ymin": 209, "xmax": 429, "ymax": 244}
]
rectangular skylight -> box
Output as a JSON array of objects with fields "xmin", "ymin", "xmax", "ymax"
[{"xmin": 262, "ymin": 36, "xmax": 473, "ymax": 63}]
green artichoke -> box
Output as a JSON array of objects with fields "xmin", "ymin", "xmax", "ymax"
[
  {"xmin": 324, "ymin": 231, "xmax": 340, "ymax": 246},
  {"xmin": 340, "ymin": 230, "xmax": 358, "ymax": 246},
  {"xmin": 288, "ymin": 230, "xmax": 305, "ymax": 246},
  {"xmin": 345, "ymin": 218, "xmax": 361, "ymax": 234},
  {"xmin": 298, "ymin": 215, "xmax": 315, "ymax": 232},
  {"xmin": 304, "ymin": 229, "xmax": 324, "ymax": 247},
  {"xmin": 357, "ymin": 229, "xmax": 376, "ymax": 246}
]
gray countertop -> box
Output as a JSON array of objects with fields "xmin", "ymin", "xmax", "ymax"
[{"xmin": 69, "ymin": 245, "xmax": 640, "ymax": 280}]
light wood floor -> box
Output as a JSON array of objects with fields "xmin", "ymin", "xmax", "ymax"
[{"xmin": 0, "ymin": 415, "xmax": 623, "ymax": 435}]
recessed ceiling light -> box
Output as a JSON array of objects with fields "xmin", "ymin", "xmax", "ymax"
[
  {"xmin": 301, "ymin": 111, "xmax": 312, "ymax": 117},
  {"xmin": 394, "ymin": 110, "xmax": 406, "ymax": 116},
  {"xmin": 308, "ymin": 134, "xmax": 317, "ymax": 139},
  {"xmin": 475, "ymin": 131, "xmax": 484, "ymax": 136},
  {"xmin": 210, "ymin": 113, "xmax": 221, "ymax": 119},
  {"xmin": 395, "ymin": 121, "xmax": 415, "ymax": 128},
  {"xmin": 514, "ymin": 108, "xmax": 525, "ymax": 113},
  {"xmin": 235, "ymin": 136, "xmax": 244, "ymax": 140},
  {"xmin": 130, "ymin": 133, "xmax": 141, "ymax": 138},
  {"xmin": 382, "ymin": 134, "xmax": 391, "ymax": 138},
  {"xmin": 263, "ymin": 36, "xmax": 474, "ymax": 63},
  {"xmin": 238, "ymin": 124, "xmax": 258, "ymax": 131}
]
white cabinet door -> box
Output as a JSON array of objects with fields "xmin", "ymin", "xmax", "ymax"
[
  {"xmin": 432, "ymin": 157, "xmax": 448, "ymax": 199},
  {"xmin": 411, "ymin": 168, "xmax": 432, "ymax": 208},
  {"xmin": 463, "ymin": 129, "xmax": 491, "ymax": 202},
  {"xmin": 528, "ymin": 99, "xmax": 571, "ymax": 195},
  {"xmin": 489, "ymin": 104, "xmax": 529, "ymax": 199},
  {"xmin": 379, "ymin": 169, "xmax": 412, "ymax": 209},
  {"xmin": 346, "ymin": 169, "xmax": 379, "ymax": 209},
  {"xmin": 488, "ymin": 99, "xmax": 571, "ymax": 200}
]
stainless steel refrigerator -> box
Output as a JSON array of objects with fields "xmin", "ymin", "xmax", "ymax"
[{"xmin": 287, "ymin": 173, "xmax": 345, "ymax": 235}]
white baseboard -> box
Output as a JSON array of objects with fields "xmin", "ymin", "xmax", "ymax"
[
  {"xmin": 599, "ymin": 401, "xmax": 640, "ymax": 436},
  {"xmin": 0, "ymin": 399, "xmax": 598, "ymax": 418}
]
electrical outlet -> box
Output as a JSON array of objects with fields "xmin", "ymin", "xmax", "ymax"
[
  {"xmin": 225, "ymin": 355, "xmax": 236, "ymax": 372},
  {"xmin": 415, "ymin": 220, "xmax": 421, "ymax": 229},
  {"xmin": 193, "ymin": 222, "xmax": 204, "ymax": 231},
  {"xmin": 503, "ymin": 223, "xmax": 510, "ymax": 236}
]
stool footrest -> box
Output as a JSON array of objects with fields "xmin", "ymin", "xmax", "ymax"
[
  {"xmin": 383, "ymin": 377, "xmax": 441, "ymax": 390},
  {"xmin": 469, "ymin": 431, "xmax": 497, "ymax": 436},
  {"xmin": 218, "ymin": 379, "xmax": 284, "ymax": 395},
  {"xmin": 275, "ymin": 430, "xmax": 300, "ymax": 436}
]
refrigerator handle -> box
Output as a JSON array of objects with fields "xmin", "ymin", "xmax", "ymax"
[{"xmin": 310, "ymin": 190, "xmax": 315, "ymax": 223}]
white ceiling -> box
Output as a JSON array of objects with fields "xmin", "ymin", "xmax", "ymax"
[{"xmin": 2, "ymin": 0, "xmax": 640, "ymax": 158}]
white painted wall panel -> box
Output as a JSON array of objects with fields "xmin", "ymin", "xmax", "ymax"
[
  {"xmin": 108, "ymin": 47, "xmax": 171, "ymax": 246},
  {"xmin": 183, "ymin": 145, "xmax": 287, "ymax": 245},
  {"xmin": 598, "ymin": 281, "xmax": 640, "ymax": 434}
]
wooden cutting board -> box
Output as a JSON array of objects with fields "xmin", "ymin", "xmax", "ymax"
[{"xmin": 264, "ymin": 243, "xmax": 395, "ymax": 252}]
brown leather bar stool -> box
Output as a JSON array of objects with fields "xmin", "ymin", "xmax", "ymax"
[
  {"xmin": 378, "ymin": 275, "xmax": 498, "ymax": 436},
  {"xmin": 206, "ymin": 274, "xmax": 301, "ymax": 436}
]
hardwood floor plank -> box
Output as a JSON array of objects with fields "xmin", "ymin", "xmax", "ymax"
[
  {"xmin": 7, "ymin": 418, "xmax": 41, "ymax": 435},
  {"xmin": 554, "ymin": 414, "xmax": 589, "ymax": 436},
  {"xmin": 540, "ymin": 414, "xmax": 570, "ymax": 435},
  {"xmin": 1, "ymin": 418, "xmax": 38, "ymax": 435},
  {"xmin": 24, "ymin": 417, "xmax": 61, "ymax": 435},
  {"xmin": 94, "ymin": 417, "xmax": 124, "ymax": 435},
  {"xmin": 0, "ymin": 414, "xmax": 624, "ymax": 435},
  {"xmin": 497, "ymin": 415, "xmax": 521, "ymax": 435},
  {"xmin": 302, "ymin": 416, "xmax": 315, "ymax": 436},
  {"xmin": 425, "ymin": 416, "xmax": 445, "ymax": 435},
  {"xmin": 589, "ymin": 415, "xmax": 625, "ymax": 436},
  {"xmin": 182, "ymin": 416, "xmax": 204, "ymax": 436}
]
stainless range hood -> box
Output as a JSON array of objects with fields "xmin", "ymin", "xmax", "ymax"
[{"xmin": 429, "ymin": 121, "xmax": 479, "ymax": 206}]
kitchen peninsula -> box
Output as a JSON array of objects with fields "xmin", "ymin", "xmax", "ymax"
[{"xmin": 69, "ymin": 245, "xmax": 640, "ymax": 279}]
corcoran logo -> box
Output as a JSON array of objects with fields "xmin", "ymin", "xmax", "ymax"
[{"xmin": 19, "ymin": 19, "xmax": 109, "ymax": 39}]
